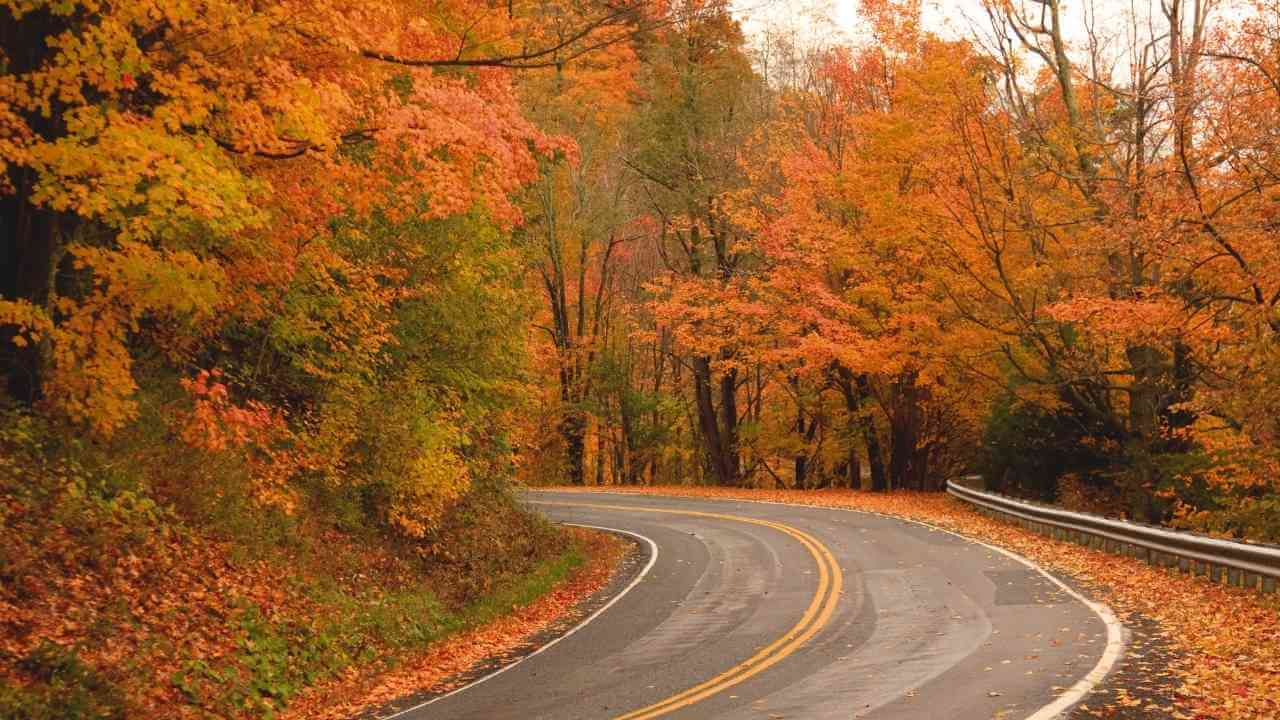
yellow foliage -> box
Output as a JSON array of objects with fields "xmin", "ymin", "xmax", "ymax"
[{"xmin": 390, "ymin": 445, "xmax": 472, "ymax": 538}]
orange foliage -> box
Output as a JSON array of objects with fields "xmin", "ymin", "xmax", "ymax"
[{"xmin": 178, "ymin": 369, "xmax": 300, "ymax": 511}]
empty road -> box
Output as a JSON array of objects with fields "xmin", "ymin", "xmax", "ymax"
[{"xmin": 382, "ymin": 491, "xmax": 1120, "ymax": 720}]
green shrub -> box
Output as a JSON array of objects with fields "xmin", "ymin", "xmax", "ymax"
[
  {"xmin": 977, "ymin": 394, "xmax": 1122, "ymax": 502},
  {"xmin": 0, "ymin": 644, "xmax": 126, "ymax": 720}
]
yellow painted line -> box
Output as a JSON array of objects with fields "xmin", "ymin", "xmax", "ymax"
[{"xmin": 532, "ymin": 501, "xmax": 844, "ymax": 720}]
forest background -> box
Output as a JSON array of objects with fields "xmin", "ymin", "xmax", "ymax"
[{"xmin": 3, "ymin": 0, "xmax": 1280, "ymax": 716}]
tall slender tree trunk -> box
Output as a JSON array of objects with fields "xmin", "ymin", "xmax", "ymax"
[
  {"xmin": 1126, "ymin": 345, "xmax": 1163, "ymax": 441},
  {"xmin": 693, "ymin": 356, "xmax": 725, "ymax": 481},
  {"xmin": 791, "ymin": 376, "xmax": 810, "ymax": 489},
  {"xmin": 620, "ymin": 404, "xmax": 639, "ymax": 485},
  {"xmin": 888, "ymin": 373, "xmax": 926, "ymax": 491},
  {"xmin": 718, "ymin": 364, "xmax": 740, "ymax": 483},
  {"xmin": 845, "ymin": 451, "xmax": 861, "ymax": 489},
  {"xmin": 794, "ymin": 421, "xmax": 808, "ymax": 489},
  {"xmin": 594, "ymin": 423, "xmax": 606, "ymax": 486},
  {"xmin": 865, "ymin": 422, "xmax": 887, "ymax": 491},
  {"xmin": 793, "ymin": 397, "xmax": 822, "ymax": 489},
  {"xmin": 888, "ymin": 421, "xmax": 911, "ymax": 490},
  {"xmin": 836, "ymin": 366, "xmax": 885, "ymax": 491}
]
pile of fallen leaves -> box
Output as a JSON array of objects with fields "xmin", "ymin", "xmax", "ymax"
[
  {"xmin": 0, "ymin": 504, "xmax": 295, "ymax": 717},
  {"xmin": 548, "ymin": 485, "xmax": 1280, "ymax": 720},
  {"xmin": 0, "ymin": 461, "xmax": 623, "ymax": 719}
]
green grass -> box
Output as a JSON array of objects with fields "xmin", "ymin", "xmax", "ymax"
[{"xmin": 460, "ymin": 546, "xmax": 584, "ymax": 628}]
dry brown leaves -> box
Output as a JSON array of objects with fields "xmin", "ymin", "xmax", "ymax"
[
  {"xmin": 278, "ymin": 527, "xmax": 628, "ymax": 720},
  {"xmin": 545, "ymin": 485, "xmax": 1280, "ymax": 720},
  {"xmin": 0, "ymin": 518, "xmax": 293, "ymax": 716},
  {"xmin": 0, "ymin": 495, "xmax": 624, "ymax": 720}
]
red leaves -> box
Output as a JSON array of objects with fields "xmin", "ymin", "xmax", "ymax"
[
  {"xmin": 178, "ymin": 369, "xmax": 300, "ymax": 511},
  {"xmin": 179, "ymin": 370, "xmax": 281, "ymax": 453}
]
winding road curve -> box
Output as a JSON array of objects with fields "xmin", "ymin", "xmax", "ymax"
[{"xmin": 389, "ymin": 491, "xmax": 1122, "ymax": 720}]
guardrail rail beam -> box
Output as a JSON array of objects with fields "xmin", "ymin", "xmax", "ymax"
[{"xmin": 946, "ymin": 479, "xmax": 1280, "ymax": 594}]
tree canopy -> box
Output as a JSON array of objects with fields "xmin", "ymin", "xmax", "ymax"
[{"xmin": 5, "ymin": 0, "xmax": 1280, "ymax": 546}]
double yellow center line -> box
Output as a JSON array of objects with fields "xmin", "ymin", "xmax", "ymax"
[{"xmin": 536, "ymin": 502, "xmax": 844, "ymax": 720}]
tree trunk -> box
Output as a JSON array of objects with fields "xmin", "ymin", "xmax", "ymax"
[
  {"xmin": 693, "ymin": 356, "xmax": 726, "ymax": 482},
  {"xmin": 1126, "ymin": 344, "xmax": 1163, "ymax": 441},
  {"xmin": 1125, "ymin": 343, "xmax": 1177, "ymax": 521},
  {"xmin": 0, "ymin": 176, "xmax": 64, "ymax": 403},
  {"xmin": 594, "ymin": 422, "xmax": 606, "ymax": 485},
  {"xmin": 794, "ymin": 455, "xmax": 807, "ymax": 489},
  {"xmin": 889, "ymin": 419, "xmax": 911, "ymax": 490},
  {"xmin": 888, "ymin": 372, "xmax": 929, "ymax": 490},
  {"xmin": 693, "ymin": 355, "xmax": 739, "ymax": 486},
  {"xmin": 836, "ymin": 367, "xmax": 886, "ymax": 491},
  {"xmin": 866, "ymin": 423, "xmax": 887, "ymax": 491},
  {"xmin": 1, "ymin": 13, "xmax": 71, "ymax": 404},
  {"xmin": 620, "ymin": 404, "xmax": 639, "ymax": 485},
  {"xmin": 561, "ymin": 412, "xmax": 586, "ymax": 485},
  {"xmin": 794, "ymin": 392, "xmax": 808, "ymax": 489},
  {"xmin": 718, "ymin": 364, "xmax": 740, "ymax": 483},
  {"xmin": 793, "ymin": 401, "xmax": 821, "ymax": 489}
]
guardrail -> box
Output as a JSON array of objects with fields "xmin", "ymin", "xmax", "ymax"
[{"xmin": 946, "ymin": 478, "xmax": 1280, "ymax": 593}]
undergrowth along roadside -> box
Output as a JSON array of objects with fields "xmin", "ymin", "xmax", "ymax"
[
  {"xmin": 0, "ymin": 399, "xmax": 616, "ymax": 720},
  {"xmin": 280, "ymin": 526, "xmax": 629, "ymax": 720},
  {"xmin": 0, "ymin": 467, "xmax": 616, "ymax": 720},
  {"xmin": 544, "ymin": 486, "xmax": 1280, "ymax": 720}
]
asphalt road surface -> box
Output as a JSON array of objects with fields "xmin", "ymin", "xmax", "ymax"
[{"xmin": 391, "ymin": 491, "xmax": 1120, "ymax": 720}]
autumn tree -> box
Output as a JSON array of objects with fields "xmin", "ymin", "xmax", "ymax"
[
  {"xmin": 941, "ymin": 0, "xmax": 1232, "ymax": 516},
  {"xmin": 626, "ymin": 0, "xmax": 766, "ymax": 486},
  {"xmin": 0, "ymin": 0, "xmax": 665, "ymax": 533},
  {"xmin": 726, "ymin": 2, "xmax": 982, "ymax": 492},
  {"xmin": 518, "ymin": 40, "xmax": 642, "ymax": 485}
]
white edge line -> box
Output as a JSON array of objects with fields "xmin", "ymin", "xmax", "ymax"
[
  {"xmin": 534, "ymin": 490, "xmax": 1126, "ymax": 720},
  {"xmin": 380, "ymin": 522, "xmax": 658, "ymax": 720},
  {"xmin": 989, "ymin": 542, "xmax": 1126, "ymax": 720},
  {"xmin": 904, "ymin": 518, "xmax": 1126, "ymax": 720}
]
